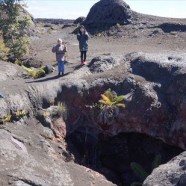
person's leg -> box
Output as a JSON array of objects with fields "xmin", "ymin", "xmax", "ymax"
[
  {"xmin": 83, "ymin": 51, "xmax": 87, "ymax": 62},
  {"xmin": 57, "ymin": 61, "xmax": 60, "ymax": 75},
  {"xmin": 80, "ymin": 51, "xmax": 83, "ymax": 63},
  {"xmin": 61, "ymin": 61, "xmax": 64, "ymax": 75}
]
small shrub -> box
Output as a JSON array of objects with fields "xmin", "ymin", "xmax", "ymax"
[
  {"xmin": 57, "ymin": 101, "xmax": 66, "ymax": 116},
  {"xmin": 15, "ymin": 110, "xmax": 27, "ymax": 118},
  {"xmin": 88, "ymin": 89, "xmax": 125, "ymax": 126},
  {"xmin": 99, "ymin": 89, "xmax": 125, "ymax": 108},
  {"xmin": 4, "ymin": 114, "xmax": 12, "ymax": 122},
  {"xmin": 3, "ymin": 109, "xmax": 28, "ymax": 123},
  {"xmin": 15, "ymin": 58, "xmax": 22, "ymax": 66},
  {"xmin": 44, "ymin": 102, "xmax": 67, "ymax": 119},
  {"xmin": 22, "ymin": 65, "xmax": 46, "ymax": 79}
]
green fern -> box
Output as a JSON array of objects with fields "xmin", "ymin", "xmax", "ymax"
[
  {"xmin": 131, "ymin": 155, "xmax": 162, "ymax": 186},
  {"xmin": 152, "ymin": 154, "xmax": 161, "ymax": 170},
  {"xmin": 130, "ymin": 162, "xmax": 149, "ymax": 181},
  {"xmin": 99, "ymin": 89, "xmax": 125, "ymax": 108}
]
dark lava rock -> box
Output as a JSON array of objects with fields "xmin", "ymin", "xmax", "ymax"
[
  {"xmin": 158, "ymin": 22, "xmax": 186, "ymax": 33},
  {"xmin": 74, "ymin": 16, "xmax": 86, "ymax": 25},
  {"xmin": 83, "ymin": 0, "xmax": 134, "ymax": 27}
]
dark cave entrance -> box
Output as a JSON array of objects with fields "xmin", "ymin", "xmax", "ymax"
[{"xmin": 67, "ymin": 130, "xmax": 183, "ymax": 186}]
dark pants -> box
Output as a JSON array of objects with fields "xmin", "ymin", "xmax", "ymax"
[{"xmin": 81, "ymin": 51, "xmax": 87, "ymax": 62}]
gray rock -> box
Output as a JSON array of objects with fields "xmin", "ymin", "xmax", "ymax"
[
  {"xmin": 1, "ymin": 51, "xmax": 186, "ymax": 185},
  {"xmin": 0, "ymin": 125, "xmax": 115, "ymax": 186},
  {"xmin": 143, "ymin": 152, "xmax": 186, "ymax": 186},
  {"xmin": 0, "ymin": 61, "xmax": 18, "ymax": 81},
  {"xmin": 88, "ymin": 55, "xmax": 121, "ymax": 73}
]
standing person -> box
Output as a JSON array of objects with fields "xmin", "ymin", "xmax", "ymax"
[
  {"xmin": 77, "ymin": 25, "xmax": 89, "ymax": 65},
  {"xmin": 52, "ymin": 38, "xmax": 67, "ymax": 76}
]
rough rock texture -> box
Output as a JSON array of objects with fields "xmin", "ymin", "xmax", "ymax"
[
  {"xmin": 88, "ymin": 55, "xmax": 121, "ymax": 73},
  {"xmin": 73, "ymin": 16, "xmax": 86, "ymax": 25},
  {"xmin": 143, "ymin": 151, "xmax": 186, "ymax": 186},
  {"xmin": 82, "ymin": 0, "xmax": 186, "ymax": 35},
  {"xmin": 1, "ymin": 52, "xmax": 186, "ymax": 150},
  {"xmin": 0, "ymin": 51, "xmax": 186, "ymax": 185},
  {"xmin": 0, "ymin": 61, "xmax": 116, "ymax": 186},
  {"xmin": 158, "ymin": 22, "xmax": 186, "ymax": 33},
  {"xmin": 0, "ymin": 124, "xmax": 115, "ymax": 186},
  {"xmin": 83, "ymin": 0, "xmax": 134, "ymax": 26},
  {"xmin": 59, "ymin": 52, "xmax": 186, "ymax": 150}
]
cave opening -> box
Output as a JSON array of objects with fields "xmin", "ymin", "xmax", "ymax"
[{"xmin": 67, "ymin": 130, "xmax": 183, "ymax": 186}]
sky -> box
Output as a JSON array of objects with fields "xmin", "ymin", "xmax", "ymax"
[{"xmin": 25, "ymin": 0, "xmax": 186, "ymax": 19}]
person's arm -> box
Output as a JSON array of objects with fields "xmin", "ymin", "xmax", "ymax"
[
  {"xmin": 62, "ymin": 44, "xmax": 67, "ymax": 61},
  {"xmin": 85, "ymin": 32, "xmax": 89, "ymax": 40},
  {"xmin": 64, "ymin": 45, "xmax": 67, "ymax": 52},
  {"xmin": 52, "ymin": 46, "xmax": 56, "ymax": 53},
  {"xmin": 77, "ymin": 34, "xmax": 80, "ymax": 41}
]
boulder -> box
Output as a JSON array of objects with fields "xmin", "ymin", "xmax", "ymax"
[
  {"xmin": 73, "ymin": 16, "xmax": 86, "ymax": 25},
  {"xmin": 88, "ymin": 55, "xmax": 121, "ymax": 73},
  {"xmin": 143, "ymin": 151, "xmax": 186, "ymax": 186},
  {"xmin": 83, "ymin": 0, "xmax": 134, "ymax": 27}
]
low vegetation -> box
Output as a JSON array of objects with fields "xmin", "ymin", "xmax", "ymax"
[
  {"xmin": 130, "ymin": 155, "xmax": 161, "ymax": 186},
  {"xmin": 88, "ymin": 89, "xmax": 125, "ymax": 126},
  {"xmin": 3, "ymin": 109, "xmax": 28, "ymax": 123},
  {"xmin": 43, "ymin": 101, "xmax": 67, "ymax": 119},
  {"xmin": 22, "ymin": 65, "xmax": 46, "ymax": 79}
]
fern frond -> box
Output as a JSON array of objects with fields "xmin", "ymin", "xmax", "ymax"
[
  {"xmin": 99, "ymin": 99, "xmax": 112, "ymax": 106},
  {"xmin": 113, "ymin": 95, "xmax": 125, "ymax": 103},
  {"xmin": 101, "ymin": 94, "xmax": 110, "ymax": 102},
  {"xmin": 115, "ymin": 103, "xmax": 125, "ymax": 108},
  {"xmin": 152, "ymin": 154, "xmax": 161, "ymax": 170},
  {"xmin": 130, "ymin": 162, "xmax": 149, "ymax": 181},
  {"xmin": 104, "ymin": 89, "xmax": 114, "ymax": 101}
]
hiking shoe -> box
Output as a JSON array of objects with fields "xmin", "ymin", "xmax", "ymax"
[
  {"xmin": 83, "ymin": 61, "xmax": 87, "ymax": 65},
  {"xmin": 58, "ymin": 72, "xmax": 60, "ymax": 76},
  {"xmin": 81, "ymin": 61, "xmax": 84, "ymax": 65}
]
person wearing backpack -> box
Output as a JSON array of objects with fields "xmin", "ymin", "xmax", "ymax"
[
  {"xmin": 52, "ymin": 38, "xmax": 67, "ymax": 76},
  {"xmin": 77, "ymin": 25, "xmax": 89, "ymax": 65}
]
